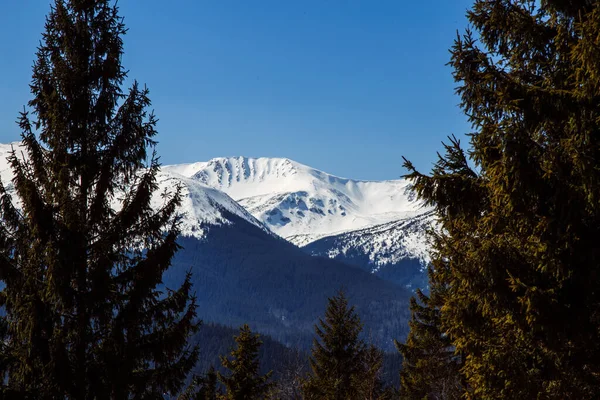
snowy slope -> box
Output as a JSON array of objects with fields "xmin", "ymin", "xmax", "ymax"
[
  {"xmin": 0, "ymin": 143, "xmax": 267, "ymax": 239},
  {"xmin": 303, "ymin": 211, "xmax": 435, "ymax": 271},
  {"xmin": 164, "ymin": 156, "xmax": 430, "ymax": 244},
  {"xmin": 300, "ymin": 211, "xmax": 435, "ymax": 289},
  {"xmin": 0, "ymin": 143, "xmax": 432, "ymax": 277},
  {"xmin": 153, "ymin": 171, "xmax": 269, "ymax": 238},
  {"xmin": 0, "ymin": 142, "xmax": 23, "ymax": 183}
]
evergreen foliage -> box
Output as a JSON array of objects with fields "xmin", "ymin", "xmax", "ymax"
[
  {"xmin": 359, "ymin": 345, "xmax": 396, "ymax": 400},
  {"xmin": 180, "ymin": 366, "xmax": 221, "ymax": 400},
  {"xmin": 302, "ymin": 290, "xmax": 389, "ymax": 400},
  {"xmin": 0, "ymin": 0, "xmax": 199, "ymax": 397},
  {"xmin": 188, "ymin": 322, "xmax": 402, "ymax": 398},
  {"xmin": 170, "ymin": 229, "xmax": 412, "ymax": 353},
  {"xmin": 218, "ymin": 324, "xmax": 274, "ymax": 400},
  {"xmin": 268, "ymin": 347, "xmax": 307, "ymax": 400},
  {"xmin": 188, "ymin": 322, "xmax": 309, "ymax": 385},
  {"xmin": 396, "ymin": 284, "xmax": 462, "ymax": 400},
  {"xmin": 403, "ymin": 0, "xmax": 600, "ymax": 398}
]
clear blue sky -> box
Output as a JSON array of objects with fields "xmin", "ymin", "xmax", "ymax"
[{"xmin": 0, "ymin": 0, "xmax": 472, "ymax": 181}]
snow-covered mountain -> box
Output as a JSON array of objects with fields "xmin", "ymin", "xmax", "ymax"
[
  {"xmin": 153, "ymin": 171, "xmax": 270, "ymax": 238},
  {"xmin": 0, "ymin": 143, "xmax": 268, "ymax": 238},
  {"xmin": 304, "ymin": 211, "xmax": 435, "ymax": 269},
  {"xmin": 302, "ymin": 211, "xmax": 435, "ymax": 288},
  {"xmin": 164, "ymin": 156, "xmax": 430, "ymax": 245},
  {"xmin": 0, "ymin": 142, "xmax": 414, "ymax": 348},
  {"xmin": 0, "ymin": 142, "xmax": 432, "ymax": 288},
  {"xmin": 162, "ymin": 156, "xmax": 435, "ymax": 289}
]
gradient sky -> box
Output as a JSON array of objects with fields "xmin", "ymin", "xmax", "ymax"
[{"xmin": 0, "ymin": 0, "xmax": 473, "ymax": 180}]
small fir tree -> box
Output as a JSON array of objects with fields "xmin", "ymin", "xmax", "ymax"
[
  {"xmin": 218, "ymin": 324, "xmax": 274, "ymax": 400},
  {"xmin": 396, "ymin": 284, "xmax": 462, "ymax": 400},
  {"xmin": 303, "ymin": 290, "xmax": 377, "ymax": 400},
  {"xmin": 269, "ymin": 348, "xmax": 306, "ymax": 400},
  {"xmin": 359, "ymin": 345, "xmax": 394, "ymax": 400},
  {"xmin": 180, "ymin": 366, "xmax": 221, "ymax": 400}
]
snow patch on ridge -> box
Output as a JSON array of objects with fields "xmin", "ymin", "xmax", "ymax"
[{"xmin": 304, "ymin": 211, "xmax": 436, "ymax": 273}]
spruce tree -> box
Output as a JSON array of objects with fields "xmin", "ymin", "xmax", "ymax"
[
  {"xmin": 0, "ymin": 0, "xmax": 199, "ymax": 397},
  {"xmin": 403, "ymin": 0, "xmax": 600, "ymax": 398},
  {"xmin": 218, "ymin": 324, "xmax": 274, "ymax": 400},
  {"xmin": 396, "ymin": 285, "xmax": 462, "ymax": 400},
  {"xmin": 201, "ymin": 368, "xmax": 220, "ymax": 400},
  {"xmin": 180, "ymin": 366, "xmax": 221, "ymax": 400},
  {"xmin": 302, "ymin": 290, "xmax": 370, "ymax": 400},
  {"xmin": 269, "ymin": 348, "xmax": 306, "ymax": 400},
  {"xmin": 358, "ymin": 345, "xmax": 394, "ymax": 400}
]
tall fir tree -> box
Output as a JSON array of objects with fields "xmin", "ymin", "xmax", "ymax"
[
  {"xmin": 403, "ymin": 0, "xmax": 600, "ymax": 398},
  {"xmin": 303, "ymin": 290, "xmax": 384, "ymax": 400},
  {"xmin": 218, "ymin": 324, "xmax": 274, "ymax": 400},
  {"xmin": 0, "ymin": 0, "xmax": 199, "ymax": 398}
]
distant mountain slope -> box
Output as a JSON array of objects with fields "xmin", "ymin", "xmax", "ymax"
[
  {"xmin": 153, "ymin": 171, "xmax": 271, "ymax": 238},
  {"xmin": 164, "ymin": 155, "xmax": 434, "ymax": 289},
  {"xmin": 302, "ymin": 211, "xmax": 435, "ymax": 290},
  {"xmin": 164, "ymin": 156, "xmax": 429, "ymax": 244},
  {"xmin": 0, "ymin": 142, "xmax": 413, "ymax": 351},
  {"xmin": 166, "ymin": 212, "xmax": 413, "ymax": 352}
]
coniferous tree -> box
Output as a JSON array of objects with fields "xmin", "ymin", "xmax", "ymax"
[
  {"xmin": 359, "ymin": 345, "xmax": 395, "ymax": 400},
  {"xmin": 180, "ymin": 366, "xmax": 221, "ymax": 400},
  {"xmin": 269, "ymin": 347, "xmax": 306, "ymax": 400},
  {"xmin": 218, "ymin": 324, "xmax": 274, "ymax": 400},
  {"xmin": 396, "ymin": 285, "xmax": 462, "ymax": 400},
  {"xmin": 403, "ymin": 0, "xmax": 600, "ymax": 398},
  {"xmin": 0, "ymin": 0, "xmax": 199, "ymax": 398},
  {"xmin": 303, "ymin": 290, "xmax": 381, "ymax": 400},
  {"xmin": 199, "ymin": 367, "xmax": 220, "ymax": 400}
]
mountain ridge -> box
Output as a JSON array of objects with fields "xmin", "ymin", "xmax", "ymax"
[
  {"xmin": 0, "ymin": 143, "xmax": 270, "ymax": 239},
  {"xmin": 163, "ymin": 155, "xmax": 430, "ymax": 245},
  {"xmin": 0, "ymin": 143, "xmax": 432, "ymax": 289}
]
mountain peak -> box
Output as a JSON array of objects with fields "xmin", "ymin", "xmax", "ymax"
[
  {"xmin": 163, "ymin": 156, "xmax": 428, "ymax": 243},
  {"xmin": 0, "ymin": 142, "xmax": 269, "ymax": 240},
  {"xmin": 195, "ymin": 156, "xmax": 301, "ymax": 185}
]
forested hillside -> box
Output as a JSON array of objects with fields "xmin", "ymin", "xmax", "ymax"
[{"xmin": 166, "ymin": 211, "xmax": 413, "ymax": 351}]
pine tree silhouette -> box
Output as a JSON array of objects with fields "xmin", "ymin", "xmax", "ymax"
[
  {"xmin": 402, "ymin": 1, "xmax": 600, "ymax": 397},
  {"xmin": 303, "ymin": 290, "xmax": 383, "ymax": 400},
  {"xmin": 218, "ymin": 324, "xmax": 274, "ymax": 400},
  {"xmin": 180, "ymin": 366, "xmax": 221, "ymax": 400},
  {"xmin": 396, "ymin": 282, "xmax": 462, "ymax": 399},
  {"xmin": 0, "ymin": 1, "xmax": 199, "ymax": 397}
]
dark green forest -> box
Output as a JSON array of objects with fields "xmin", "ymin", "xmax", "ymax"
[{"xmin": 168, "ymin": 220, "xmax": 413, "ymax": 351}]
